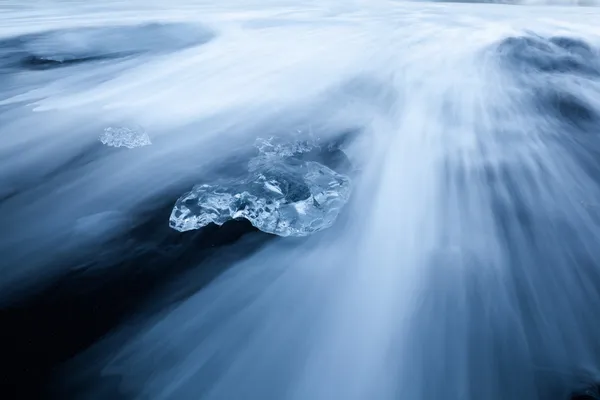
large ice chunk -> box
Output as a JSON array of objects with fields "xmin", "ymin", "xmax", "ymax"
[{"xmin": 169, "ymin": 137, "xmax": 351, "ymax": 237}]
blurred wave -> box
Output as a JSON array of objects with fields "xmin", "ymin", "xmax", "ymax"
[
  {"xmin": 1, "ymin": 2, "xmax": 600, "ymax": 400},
  {"xmin": 0, "ymin": 22, "xmax": 214, "ymax": 72}
]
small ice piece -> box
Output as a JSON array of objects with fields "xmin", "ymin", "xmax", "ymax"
[
  {"xmin": 169, "ymin": 141, "xmax": 351, "ymax": 237},
  {"xmin": 100, "ymin": 126, "xmax": 151, "ymax": 149},
  {"xmin": 254, "ymin": 136, "xmax": 319, "ymax": 157},
  {"xmin": 264, "ymin": 180, "xmax": 284, "ymax": 195}
]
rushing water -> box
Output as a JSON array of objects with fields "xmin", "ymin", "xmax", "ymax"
[{"xmin": 2, "ymin": 1, "xmax": 600, "ymax": 399}]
